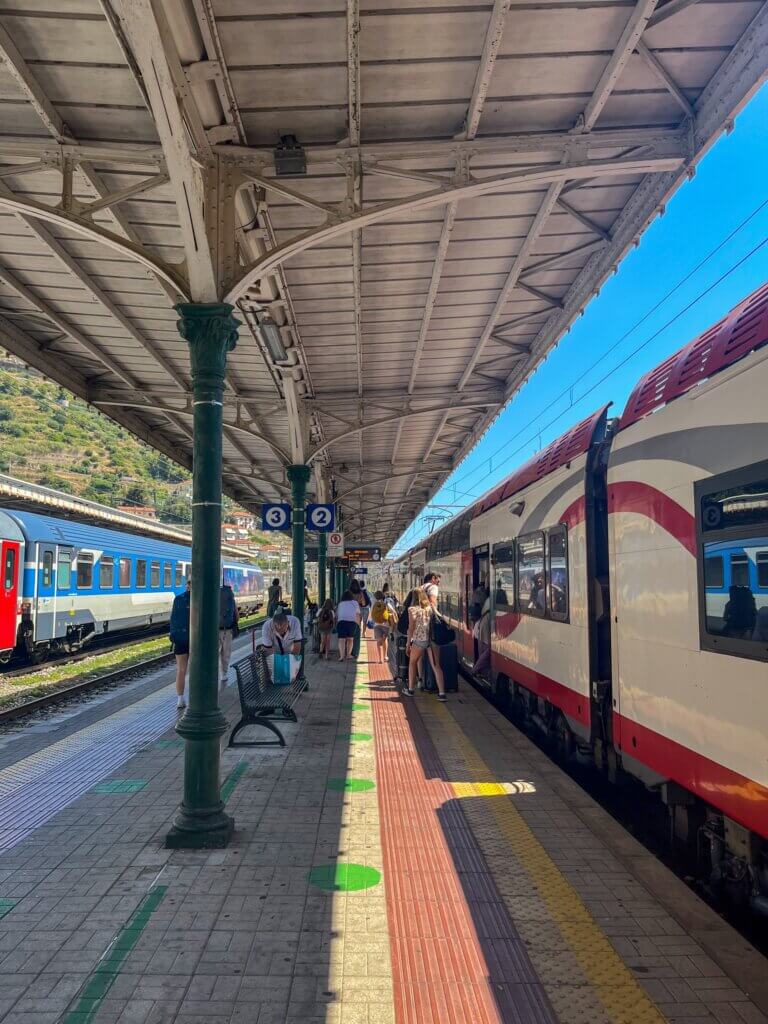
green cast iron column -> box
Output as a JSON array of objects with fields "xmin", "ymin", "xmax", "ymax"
[
  {"xmin": 318, "ymin": 532, "xmax": 327, "ymax": 605},
  {"xmin": 287, "ymin": 464, "xmax": 311, "ymax": 620},
  {"xmin": 166, "ymin": 302, "xmax": 239, "ymax": 850},
  {"xmin": 329, "ymin": 558, "xmax": 336, "ymax": 603}
]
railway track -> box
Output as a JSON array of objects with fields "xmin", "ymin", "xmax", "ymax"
[{"xmin": 0, "ymin": 617, "xmax": 266, "ymax": 725}]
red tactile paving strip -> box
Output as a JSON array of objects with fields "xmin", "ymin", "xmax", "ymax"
[{"xmin": 367, "ymin": 656, "xmax": 557, "ymax": 1024}]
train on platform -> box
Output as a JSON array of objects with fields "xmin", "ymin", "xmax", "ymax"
[
  {"xmin": 0, "ymin": 510, "xmax": 266, "ymax": 664},
  {"xmin": 393, "ymin": 281, "xmax": 768, "ymax": 915}
]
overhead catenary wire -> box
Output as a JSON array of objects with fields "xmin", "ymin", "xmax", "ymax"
[{"xmin": 390, "ymin": 203, "xmax": 768, "ymax": 555}]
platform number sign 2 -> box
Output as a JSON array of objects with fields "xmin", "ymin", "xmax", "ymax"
[
  {"xmin": 306, "ymin": 503, "xmax": 336, "ymax": 532},
  {"xmin": 262, "ymin": 503, "xmax": 291, "ymax": 531}
]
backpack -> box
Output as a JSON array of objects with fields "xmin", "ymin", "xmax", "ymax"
[
  {"xmin": 397, "ymin": 605, "xmax": 410, "ymax": 634},
  {"xmin": 219, "ymin": 586, "xmax": 237, "ymax": 630},
  {"xmin": 430, "ymin": 611, "xmax": 456, "ymax": 646},
  {"xmin": 371, "ymin": 600, "xmax": 388, "ymax": 625},
  {"xmin": 318, "ymin": 608, "xmax": 334, "ymax": 630}
]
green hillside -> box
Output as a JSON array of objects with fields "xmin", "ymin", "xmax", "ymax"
[{"xmin": 0, "ymin": 358, "xmax": 279, "ymax": 546}]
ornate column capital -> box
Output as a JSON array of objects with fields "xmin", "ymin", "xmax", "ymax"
[{"xmin": 174, "ymin": 302, "xmax": 240, "ymax": 388}]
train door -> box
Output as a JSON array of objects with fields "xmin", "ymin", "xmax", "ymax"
[
  {"xmin": 35, "ymin": 544, "xmax": 56, "ymax": 641},
  {"xmin": 471, "ymin": 546, "xmax": 491, "ymax": 683},
  {"xmin": 460, "ymin": 550, "xmax": 473, "ymax": 661},
  {"xmin": 0, "ymin": 540, "xmax": 20, "ymax": 653}
]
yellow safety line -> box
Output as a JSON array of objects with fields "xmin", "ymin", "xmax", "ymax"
[{"xmin": 430, "ymin": 702, "xmax": 667, "ymax": 1024}]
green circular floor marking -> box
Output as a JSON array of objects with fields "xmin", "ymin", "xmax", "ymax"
[
  {"xmin": 306, "ymin": 863, "xmax": 381, "ymax": 892},
  {"xmin": 343, "ymin": 702, "xmax": 368, "ymax": 711},
  {"xmin": 327, "ymin": 778, "xmax": 376, "ymax": 793},
  {"xmin": 337, "ymin": 732, "xmax": 372, "ymax": 742}
]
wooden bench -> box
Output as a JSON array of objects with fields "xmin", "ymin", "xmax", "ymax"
[{"xmin": 228, "ymin": 647, "xmax": 307, "ymax": 747}]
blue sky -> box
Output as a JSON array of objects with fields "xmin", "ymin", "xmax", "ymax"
[{"xmin": 388, "ymin": 83, "xmax": 768, "ymax": 557}]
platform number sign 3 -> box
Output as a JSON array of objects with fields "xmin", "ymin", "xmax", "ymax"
[
  {"xmin": 306, "ymin": 503, "xmax": 336, "ymax": 532},
  {"xmin": 262, "ymin": 503, "xmax": 291, "ymax": 531}
]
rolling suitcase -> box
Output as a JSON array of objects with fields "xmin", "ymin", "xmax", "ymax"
[
  {"xmin": 395, "ymin": 634, "xmax": 409, "ymax": 688},
  {"xmin": 423, "ymin": 643, "xmax": 459, "ymax": 693}
]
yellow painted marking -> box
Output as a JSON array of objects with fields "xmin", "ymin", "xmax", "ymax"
[{"xmin": 433, "ymin": 703, "xmax": 667, "ymax": 1024}]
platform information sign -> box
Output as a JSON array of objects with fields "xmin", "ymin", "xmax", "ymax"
[
  {"xmin": 261, "ymin": 503, "xmax": 290, "ymax": 531},
  {"xmin": 306, "ymin": 503, "xmax": 336, "ymax": 532},
  {"xmin": 345, "ymin": 545, "xmax": 381, "ymax": 562}
]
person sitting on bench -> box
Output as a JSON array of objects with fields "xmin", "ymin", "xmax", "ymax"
[{"xmin": 261, "ymin": 610, "xmax": 303, "ymax": 655}]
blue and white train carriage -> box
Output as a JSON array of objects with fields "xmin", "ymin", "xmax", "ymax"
[{"xmin": 0, "ymin": 509, "xmax": 265, "ymax": 663}]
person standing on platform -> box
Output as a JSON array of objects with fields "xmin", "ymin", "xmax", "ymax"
[
  {"xmin": 219, "ymin": 581, "xmax": 239, "ymax": 686},
  {"xmin": 266, "ymin": 577, "xmax": 282, "ymax": 617},
  {"xmin": 404, "ymin": 588, "xmax": 446, "ymax": 701},
  {"xmin": 350, "ymin": 579, "xmax": 365, "ymax": 657},
  {"xmin": 317, "ymin": 598, "xmax": 335, "ymax": 659},
  {"xmin": 370, "ymin": 591, "xmax": 395, "ymax": 663},
  {"xmin": 335, "ymin": 590, "xmax": 361, "ymax": 662},
  {"xmin": 169, "ymin": 575, "xmax": 191, "ymax": 709}
]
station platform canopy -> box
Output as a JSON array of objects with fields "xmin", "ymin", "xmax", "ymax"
[{"xmin": 1, "ymin": 0, "xmax": 766, "ymax": 552}]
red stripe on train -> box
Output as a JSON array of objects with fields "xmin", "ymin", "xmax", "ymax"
[
  {"xmin": 489, "ymin": 649, "xmax": 590, "ymax": 727},
  {"xmin": 607, "ymin": 480, "xmax": 697, "ymax": 556},
  {"xmin": 614, "ymin": 713, "xmax": 768, "ymax": 838}
]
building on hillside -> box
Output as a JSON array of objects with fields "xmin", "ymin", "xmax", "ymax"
[
  {"xmin": 230, "ymin": 511, "xmax": 255, "ymax": 531},
  {"xmin": 115, "ymin": 504, "xmax": 158, "ymax": 520}
]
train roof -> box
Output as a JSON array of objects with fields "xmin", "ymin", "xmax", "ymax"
[
  {"xmin": 0, "ymin": 509, "xmax": 261, "ymax": 572},
  {"xmin": 396, "ymin": 283, "xmax": 768, "ymax": 565},
  {"xmin": 619, "ymin": 281, "xmax": 768, "ymax": 430},
  {"xmin": 400, "ymin": 405, "xmax": 609, "ymax": 562}
]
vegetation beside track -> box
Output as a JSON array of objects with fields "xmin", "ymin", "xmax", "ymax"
[{"xmin": 0, "ymin": 613, "xmax": 264, "ymax": 713}]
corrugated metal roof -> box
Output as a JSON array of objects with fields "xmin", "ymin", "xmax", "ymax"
[{"xmin": 0, "ymin": 0, "xmax": 766, "ymax": 551}]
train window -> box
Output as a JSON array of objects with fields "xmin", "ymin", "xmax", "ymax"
[
  {"xmin": 119, "ymin": 557, "xmax": 131, "ymax": 588},
  {"xmin": 697, "ymin": 461, "xmax": 768, "ymax": 661},
  {"xmin": 164, "ymin": 563, "xmax": 172, "ymax": 588},
  {"xmin": 150, "ymin": 561, "xmax": 160, "ymax": 588},
  {"xmin": 3, "ymin": 548, "xmax": 15, "ymax": 590},
  {"xmin": 492, "ymin": 543, "xmax": 516, "ymax": 639},
  {"xmin": 136, "ymin": 560, "xmax": 147, "ymax": 587},
  {"xmin": 175, "ymin": 564, "xmax": 183, "ymax": 587},
  {"xmin": 42, "ymin": 550, "xmax": 53, "ymax": 588},
  {"xmin": 77, "ymin": 552, "xmax": 94, "ymax": 589},
  {"xmin": 516, "ymin": 533, "xmax": 545, "ymax": 616},
  {"xmin": 730, "ymin": 553, "xmax": 749, "ymax": 588},
  {"xmin": 704, "ymin": 555, "xmax": 724, "ymax": 589},
  {"xmin": 57, "ymin": 552, "xmax": 71, "ymax": 590},
  {"xmin": 547, "ymin": 527, "xmax": 569, "ymax": 621},
  {"xmin": 100, "ymin": 556, "xmax": 114, "ymax": 589}
]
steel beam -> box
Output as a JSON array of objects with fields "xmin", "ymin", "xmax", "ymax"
[
  {"xmin": 0, "ymin": 22, "xmax": 73, "ymax": 143},
  {"xmin": 120, "ymin": 0, "xmax": 217, "ymax": 300},
  {"xmin": 311, "ymin": 398, "xmax": 501, "ymax": 463},
  {"xmin": 457, "ymin": 181, "xmax": 563, "ymax": 390},
  {"xmin": 578, "ymin": 0, "xmax": 660, "ymax": 132},
  {"xmin": 0, "ymin": 264, "xmax": 140, "ymax": 388},
  {"xmin": 646, "ymin": 0, "xmax": 701, "ymax": 28},
  {"xmin": 636, "ymin": 40, "xmax": 695, "ymax": 118},
  {"xmin": 463, "ymin": 0, "xmax": 511, "ymax": 138},
  {"xmin": 215, "ymin": 125, "xmax": 686, "ymax": 167},
  {"xmin": 0, "ymin": 185, "xmax": 189, "ymax": 298},
  {"xmin": 228, "ymin": 152, "xmax": 683, "ymax": 303}
]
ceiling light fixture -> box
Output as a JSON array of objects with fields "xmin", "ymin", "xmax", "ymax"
[{"xmin": 258, "ymin": 315, "xmax": 288, "ymax": 364}]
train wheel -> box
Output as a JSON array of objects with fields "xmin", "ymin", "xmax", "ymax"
[{"xmin": 29, "ymin": 644, "xmax": 50, "ymax": 666}]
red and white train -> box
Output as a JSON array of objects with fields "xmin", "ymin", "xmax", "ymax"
[{"xmin": 393, "ymin": 281, "xmax": 768, "ymax": 913}]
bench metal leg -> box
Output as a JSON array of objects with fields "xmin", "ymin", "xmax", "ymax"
[{"xmin": 228, "ymin": 716, "xmax": 285, "ymax": 747}]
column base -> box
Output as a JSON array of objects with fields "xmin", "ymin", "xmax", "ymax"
[{"xmin": 165, "ymin": 811, "xmax": 234, "ymax": 850}]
